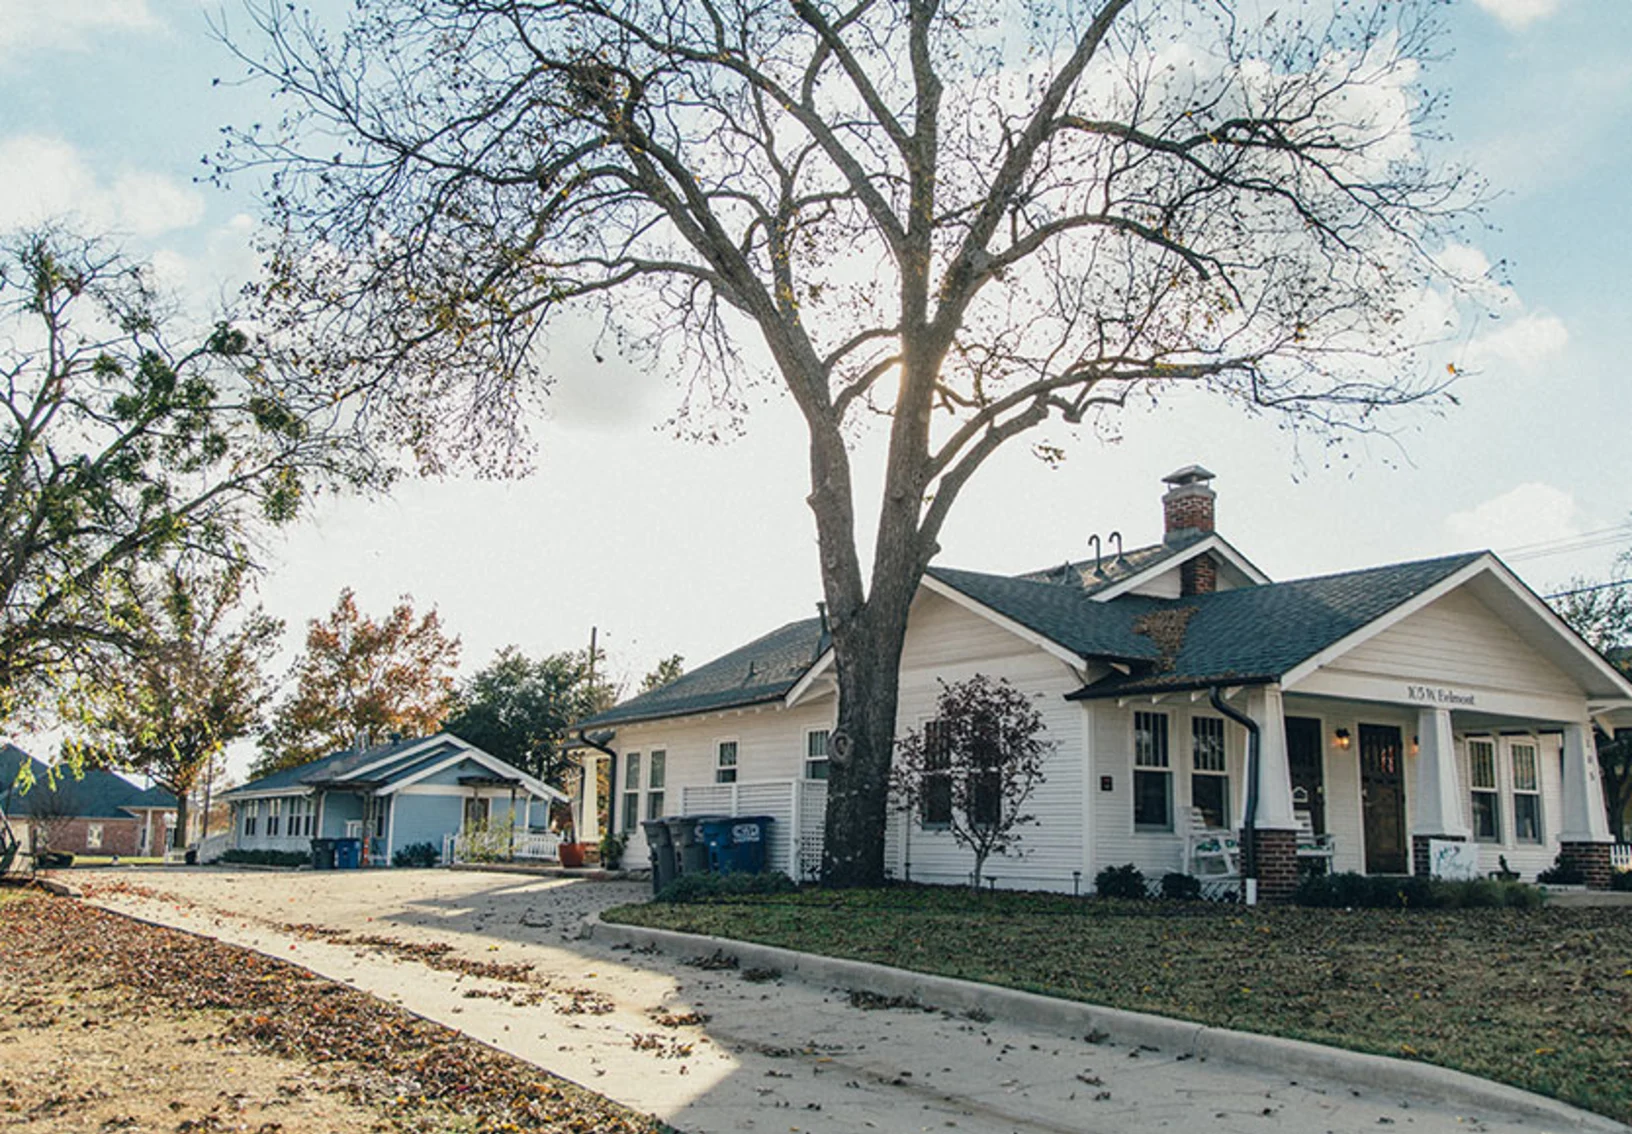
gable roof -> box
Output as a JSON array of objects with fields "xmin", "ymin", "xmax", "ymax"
[
  {"xmin": 222, "ymin": 733, "xmax": 567, "ymax": 802},
  {"xmin": 0, "ymin": 745, "xmax": 177, "ymax": 819},
  {"xmin": 1015, "ymin": 534, "xmax": 1205, "ymax": 595},
  {"xmin": 580, "ymin": 617, "xmax": 827, "ymax": 728},
  {"xmin": 1060, "ymin": 552, "xmax": 1487, "ymax": 698}
]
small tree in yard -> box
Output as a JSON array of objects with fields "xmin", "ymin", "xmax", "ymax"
[{"xmin": 890, "ymin": 676, "xmax": 1052, "ymax": 890}]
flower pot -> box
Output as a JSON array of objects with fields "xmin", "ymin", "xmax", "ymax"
[{"xmin": 558, "ymin": 842, "xmax": 587, "ymax": 868}]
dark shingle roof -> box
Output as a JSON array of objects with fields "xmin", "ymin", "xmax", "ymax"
[
  {"xmin": 580, "ymin": 618, "xmax": 827, "ymax": 728},
  {"xmin": 1014, "ymin": 532, "xmax": 1206, "ymax": 596},
  {"xmin": 1065, "ymin": 552, "xmax": 1485, "ymax": 698},
  {"xmin": 579, "ymin": 550, "xmax": 1488, "ymax": 729},
  {"xmin": 0, "ymin": 745, "xmax": 176, "ymax": 818},
  {"xmin": 223, "ymin": 735, "xmax": 443, "ymax": 798}
]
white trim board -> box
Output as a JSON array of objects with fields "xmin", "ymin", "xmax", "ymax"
[{"xmin": 1090, "ymin": 534, "xmax": 1271, "ymax": 602}]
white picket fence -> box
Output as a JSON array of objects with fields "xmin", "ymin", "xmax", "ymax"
[{"xmin": 1612, "ymin": 844, "xmax": 1631, "ymax": 872}]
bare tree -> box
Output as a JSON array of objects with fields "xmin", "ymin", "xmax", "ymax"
[
  {"xmin": 219, "ymin": 0, "xmax": 1481, "ymax": 884},
  {"xmin": 890, "ymin": 675, "xmax": 1052, "ymax": 889}
]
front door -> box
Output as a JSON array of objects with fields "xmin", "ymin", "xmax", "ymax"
[
  {"xmin": 1359, "ymin": 724, "xmax": 1407, "ymax": 874},
  {"xmin": 1286, "ymin": 717, "xmax": 1325, "ymax": 833}
]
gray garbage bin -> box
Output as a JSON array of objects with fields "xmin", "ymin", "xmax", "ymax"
[
  {"xmin": 666, "ymin": 815, "xmax": 725, "ymax": 876},
  {"xmin": 642, "ymin": 819, "xmax": 677, "ymax": 895},
  {"xmin": 311, "ymin": 837, "xmax": 337, "ymax": 870}
]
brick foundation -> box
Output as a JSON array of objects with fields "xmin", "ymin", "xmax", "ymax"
[
  {"xmin": 1411, "ymin": 833, "xmax": 1465, "ymax": 879},
  {"xmin": 1559, "ymin": 841, "xmax": 1613, "ymax": 890},
  {"xmin": 1245, "ymin": 827, "xmax": 1298, "ymax": 903}
]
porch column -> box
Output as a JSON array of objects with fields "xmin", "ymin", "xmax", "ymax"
[
  {"xmin": 579, "ymin": 752, "xmax": 600, "ymax": 845},
  {"xmin": 1243, "ymin": 686, "xmax": 1298, "ymax": 902},
  {"xmin": 1411, "ymin": 707, "xmax": 1470, "ymax": 877},
  {"xmin": 1559, "ymin": 722, "xmax": 1614, "ymax": 889}
]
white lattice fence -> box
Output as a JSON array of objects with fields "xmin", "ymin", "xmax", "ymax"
[
  {"xmin": 680, "ymin": 780, "xmax": 809, "ymax": 876},
  {"xmin": 798, "ymin": 782, "xmax": 827, "ymax": 882}
]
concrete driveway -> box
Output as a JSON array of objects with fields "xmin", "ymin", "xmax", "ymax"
[{"xmin": 76, "ymin": 867, "xmax": 1612, "ymax": 1134}]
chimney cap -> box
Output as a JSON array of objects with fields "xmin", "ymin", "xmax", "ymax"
[{"xmin": 1162, "ymin": 464, "xmax": 1216, "ymax": 488}]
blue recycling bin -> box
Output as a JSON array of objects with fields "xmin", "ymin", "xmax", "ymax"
[
  {"xmin": 667, "ymin": 815, "xmax": 726, "ymax": 876},
  {"xmin": 334, "ymin": 837, "xmax": 363, "ymax": 870},
  {"xmin": 700, "ymin": 816, "xmax": 774, "ymax": 874}
]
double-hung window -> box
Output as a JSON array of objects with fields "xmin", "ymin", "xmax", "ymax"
[
  {"xmin": 647, "ymin": 750, "xmax": 666, "ymax": 820},
  {"xmin": 1190, "ymin": 716, "xmax": 1229, "ymax": 830},
  {"xmin": 622, "ymin": 753, "xmax": 642, "ymax": 833},
  {"xmin": 1133, "ymin": 711, "xmax": 1171, "ymax": 831},
  {"xmin": 1469, "ymin": 738, "xmax": 1500, "ymax": 842},
  {"xmin": 922, "ymin": 719, "xmax": 953, "ymax": 826},
  {"xmin": 805, "ymin": 730, "xmax": 830, "ymax": 781},
  {"xmin": 243, "ymin": 802, "xmax": 258, "ymax": 837},
  {"xmin": 716, "ymin": 740, "xmax": 738, "ymax": 784},
  {"xmin": 266, "ymin": 799, "xmax": 282, "ymax": 838},
  {"xmin": 1510, "ymin": 741, "xmax": 1543, "ymax": 844},
  {"xmin": 86, "ymin": 823, "xmax": 103, "ymax": 849}
]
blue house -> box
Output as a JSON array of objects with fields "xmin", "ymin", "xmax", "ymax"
[{"xmin": 221, "ymin": 733, "xmax": 568, "ymax": 866}]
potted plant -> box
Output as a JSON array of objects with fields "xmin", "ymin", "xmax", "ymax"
[{"xmin": 557, "ymin": 830, "xmax": 586, "ymax": 868}]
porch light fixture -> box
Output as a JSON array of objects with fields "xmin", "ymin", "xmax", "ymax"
[
  {"xmin": 1333, "ymin": 728, "xmax": 1352, "ymax": 750},
  {"xmin": 1410, "ymin": 735, "xmax": 1420, "ymax": 755}
]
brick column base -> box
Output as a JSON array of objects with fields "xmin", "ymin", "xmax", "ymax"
[
  {"xmin": 1411, "ymin": 833, "xmax": 1466, "ymax": 879},
  {"xmin": 1244, "ymin": 828, "xmax": 1299, "ymax": 903},
  {"xmin": 1559, "ymin": 842, "xmax": 1613, "ymax": 890}
]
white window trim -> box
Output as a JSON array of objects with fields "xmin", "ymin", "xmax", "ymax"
[
  {"xmin": 804, "ymin": 728, "xmax": 832, "ymax": 781},
  {"xmin": 622, "ymin": 751, "xmax": 642, "ymax": 834},
  {"xmin": 1505, "ymin": 736, "xmax": 1544, "ymax": 846},
  {"xmin": 715, "ymin": 738, "xmax": 740, "ymax": 784},
  {"xmin": 1189, "ymin": 715, "xmax": 1230, "ymax": 828},
  {"xmin": 647, "ymin": 748, "xmax": 667, "ymax": 821},
  {"xmin": 1468, "ymin": 736, "xmax": 1501, "ymax": 844},
  {"xmin": 1132, "ymin": 710, "xmax": 1173, "ymax": 833}
]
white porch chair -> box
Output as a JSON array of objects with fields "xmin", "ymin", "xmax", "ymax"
[
  {"xmin": 1181, "ymin": 806, "xmax": 1241, "ymax": 879},
  {"xmin": 1294, "ymin": 809, "xmax": 1335, "ymax": 872}
]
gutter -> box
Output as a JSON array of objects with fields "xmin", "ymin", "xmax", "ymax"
[{"xmin": 1208, "ymin": 687, "xmax": 1259, "ymax": 888}]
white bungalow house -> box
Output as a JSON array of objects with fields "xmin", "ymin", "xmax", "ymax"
[
  {"xmin": 578, "ymin": 467, "xmax": 1632, "ymax": 898},
  {"xmin": 222, "ymin": 732, "xmax": 568, "ymax": 866}
]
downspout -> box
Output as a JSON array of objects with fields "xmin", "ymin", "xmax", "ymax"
[
  {"xmin": 575, "ymin": 729, "xmax": 619, "ymax": 834},
  {"xmin": 1209, "ymin": 687, "xmax": 1259, "ymax": 887}
]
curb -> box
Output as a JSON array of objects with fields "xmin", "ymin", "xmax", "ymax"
[{"xmin": 586, "ymin": 914, "xmax": 1629, "ymax": 1134}]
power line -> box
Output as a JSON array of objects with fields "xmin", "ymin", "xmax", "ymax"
[
  {"xmin": 1542, "ymin": 578, "xmax": 1632, "ymax": 601},
  {"xmin": 1498, "ymin": 523, "xmax": 1632, "ymax": 556},
  {"xmin": 1504, "ymin": 530, "xmax": 1632, "ymax": 564}
]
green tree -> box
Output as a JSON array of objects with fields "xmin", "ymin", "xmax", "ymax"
[
  {"xmin": 638, "ymin": 655, "xmax": 685, "ymax": 696},
  {"xmin": 444, "ymin": 646, "xmax": 616, "ymax": 787},
  {"xmin": 0, "ymin": 226, "xmax": 376, "ymax": 748},
  {"xmin": 1552, "ymin": 559, "xmax": 1632, "ymax": 841},
  {"xmin": 256, "ymin": 589, "xmax": 460, "ymax": 776},
  {"xmin": 69, "ymin": 565, "xmax": 282, "ymax": 848},
  {"xmin": 223, "ymin": 0, "xmax": 1481, "ymax": 884}
]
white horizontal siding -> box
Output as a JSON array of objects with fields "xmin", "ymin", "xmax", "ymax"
[{"xmin": 1328, "ymin": 586, "xmax": 1577, "ymax": 697}]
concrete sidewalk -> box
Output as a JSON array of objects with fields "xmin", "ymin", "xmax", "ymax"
[{"xmin": 76, "ymin": 868, "xmax": 1622, "ymax": 1134}]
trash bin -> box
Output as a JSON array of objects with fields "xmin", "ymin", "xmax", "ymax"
[
  {"xmin": 696, "ymin": 817, "xmax": 737, "ymax": 873},
  {"xmin": 666, "ymin": 815, "xmax": 722, "ymax": 876},
  {"xmin": 335, "ymin": 837, "xmax": 363, "ymax": 870},
  {"xmin": 311, "ymin": 837, "xmax": 337, "ymax": 870},
  {"xmin": 642, "ymin": 819, "xmax": 677, "ymax": 895},
  {"xmin": 723, "ymin": 816, "xmax": 774, "ymax": 874}
]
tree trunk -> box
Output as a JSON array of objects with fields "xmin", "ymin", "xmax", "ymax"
[{"xmin": 172, "ymin": 792, "xmax": 189, "ymax": 852}]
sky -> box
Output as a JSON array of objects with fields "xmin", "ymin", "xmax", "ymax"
[{"xmin": 2, "ymin": 0, "xmax": 1629, "ymax": 781}]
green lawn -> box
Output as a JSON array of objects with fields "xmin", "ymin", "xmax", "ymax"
[{"xmin": 605, "ymin": 887, "xmax": 1632, "ymax": 1123}]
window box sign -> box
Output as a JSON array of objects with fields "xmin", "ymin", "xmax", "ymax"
[
  {"xmin": 1428, "ymin": 839, "xmax": 1480, "ymax": 881},
  {"xmin": 1405, "ymin": 684, "xmax": 1476, "ymax": 707}
]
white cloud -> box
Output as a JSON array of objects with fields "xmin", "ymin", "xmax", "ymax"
[
  {"xmin": 1472, "ymin": 0, "xmax": 1562, "ymax": 31},
  {"xmin": 0, "ymin": 135, "xmax": 205, "ymax": 237},
  {"xmin": 0, "ymin": 0, "xmax": 159, "ymax": 62},
  {"xmin": 1446, "ymin": 483, "xmax": 1587, "ymax": 552},
  {"xmin": 1464, "ymin": 311, "xmax": 1570, "ymax": 371}
]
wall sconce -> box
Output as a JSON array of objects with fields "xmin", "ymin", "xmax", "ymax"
[
  {"xmin": 1410, "ymin": 735, "xmax": 1420, "ymax": 756},
  {"xmin": 1333, "ymin": 728, "xmax": 1351, "ymax": 750}
]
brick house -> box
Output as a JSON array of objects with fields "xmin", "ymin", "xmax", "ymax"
[{"xmin": 1, "ymin": 745, "xmax": 179, "ymax": 859}]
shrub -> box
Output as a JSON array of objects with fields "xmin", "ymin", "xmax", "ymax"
[
  {"xmin": 1536, "ymin": 853, "xmax": 1586, "ymax": 886},
  {"xmin": 1159, "ymin": 872, "xmax": 1202, "ymax": 901},
  {"xmin": 1293, "ymin": 870, "xmax": 1543, "ymax": 910},
  {"xmin": 1094, "ymin": 863, "xmax": 1146, "ymax": 900},
  {"xmin": 392, "ymin": 841, "xmax": 440, "ymax": 868},
  {"xmin": 599, "ymin": 830, "xmax": 628, "ymax": 870},
  {"xmin": 655, "ymin": 870, "xmax": 798, "ymax": 904},
  {"xmin": 219, "ymin": 849, "xmax": 309, "ymax": 867},
  {"xmin": 1611, "ymin": 870, "xmax": 1632, "ymax": 893}
]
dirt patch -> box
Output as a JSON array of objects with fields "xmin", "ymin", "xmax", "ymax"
[{"xmin": 0, "ymin": 888, "xmax": 670, "ymax": 1133}]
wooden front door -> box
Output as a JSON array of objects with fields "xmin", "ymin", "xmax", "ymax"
[
  {"xmin": 1359, "ymin": 724, "xmax": 1407, "ymax": 874},
  {"xmin": 1286, "ymin": 717, "xmax": 1325, "ymax": 833}
]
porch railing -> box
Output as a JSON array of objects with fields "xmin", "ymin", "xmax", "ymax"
[
  {"xmin": 442, "ymin": 829, "xmax": 561, "ymax": 866},
  {"xmin": 1612, "ymin": 844, "xmax": 1631, "ymax": 872}
]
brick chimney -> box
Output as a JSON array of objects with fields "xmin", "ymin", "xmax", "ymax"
[
  {"xmin": 1162, "ymin": 465, "xmax": 1216, "ymax": 544},
  {"xmin": 1163, "ymin": 465, "xmax": 1218, "ymax": 596}
]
